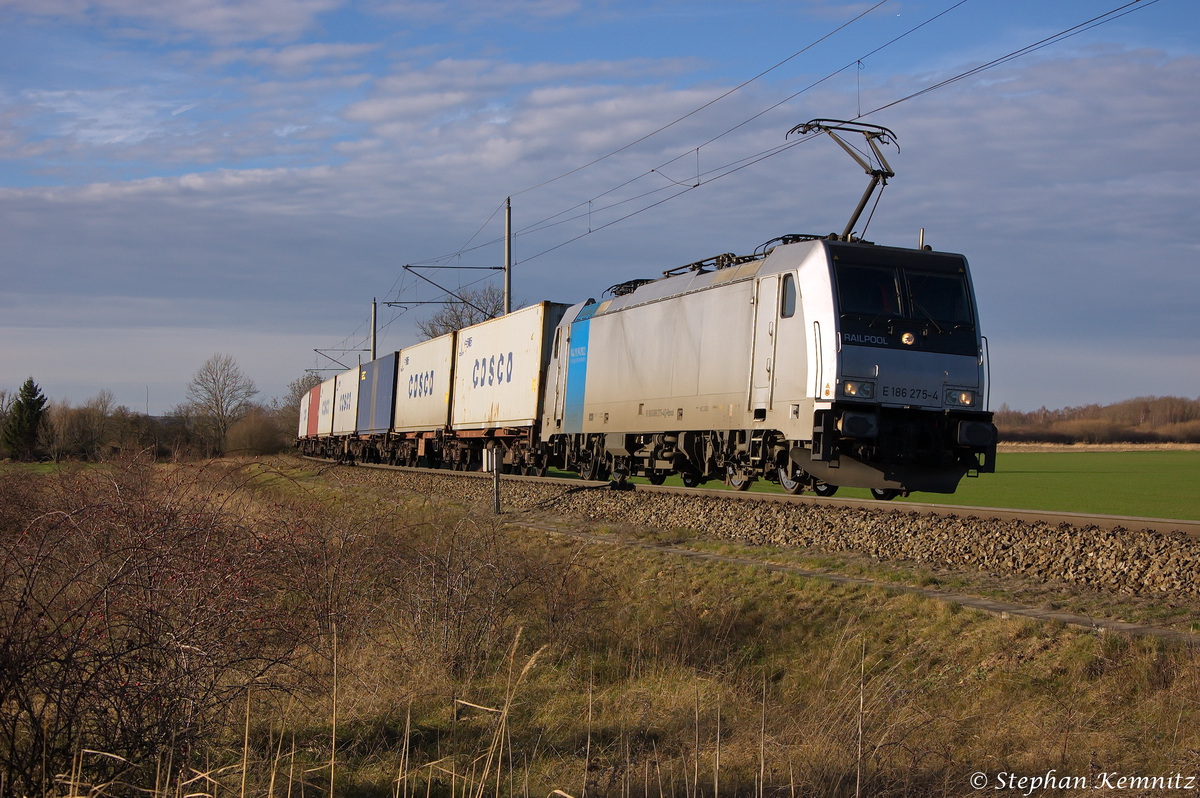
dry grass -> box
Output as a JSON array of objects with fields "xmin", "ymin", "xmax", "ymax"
[{"xmin": 3, "ymin": 457, "xmax": 1200, "ymax": 796}]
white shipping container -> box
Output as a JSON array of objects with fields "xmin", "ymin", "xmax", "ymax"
[
  {"xmin": 298, "ymin": 394, "xmax": 310, "ymax": 439},
  {"xmin": 452, "ymin": 302, "xmax": 568, "ymax": 429},
  {"xmin": 394, "ymin": 333, "xmax": 455, "ymax": 433},
  {"xmin": 316, "ymin": 377, "xmax": 337, "ymax": 437},
  {"xmin": 332, "ymin": 366, "xmax": 361, "ymax": 436}
]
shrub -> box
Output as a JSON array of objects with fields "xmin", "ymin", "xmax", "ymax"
[
  {"xmin": 0, "ymin": 459, "xmax": 307, "ymax": 793},
  {"xmin": 226, "ymin": 408, "xmax": 285, "ymax": 455}
]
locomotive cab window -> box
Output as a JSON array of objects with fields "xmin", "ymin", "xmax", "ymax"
[
  {"xmin": 835, "ymin": 264, "xmax": 901, "ymax": 317},
  {"xmin": 780, "ymin": 273, "xmax": 797, "ymax": 318},
  {"xmin": 906, "ymin": 270, "xmax": 973, "ymax": 326}
]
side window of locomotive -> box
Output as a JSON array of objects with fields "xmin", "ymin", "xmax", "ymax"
[
  {"xmin": 906, "ymin": 271, "xmax": 973, "ymax": 326},
  {"xmin": 780, "ymin": 274, "xmax": 797, "ymax": 318},
  {"xmin": 835, "ymin": 264, "xmax": 901, "ymax": 317}
]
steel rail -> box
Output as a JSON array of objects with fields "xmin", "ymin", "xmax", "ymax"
[{"xmin": 301, "ymin": 457, "xmax": 1200, "ymax": 539}]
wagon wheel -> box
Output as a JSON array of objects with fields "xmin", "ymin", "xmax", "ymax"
[
  {"xmin": 680, "ymin": 470, "xmax": 703, "ymax": 488},
  {"xmin": 725, "ymin": 464, "xmax": 753, "ymax": 491},
  {"xmin": 812, "ymin": 481, "xmax": 838, "ymax": 497},
  {"xmin": 778, "ymin": 466, "xmax": 805, "ymax": 495},
  {"xmin": 647, "ymin": 470, "xmax": 668, "ymax": 486},
  {"xmin": 870, "ymin": 488, "xmax": 900, "ymax": 501}
]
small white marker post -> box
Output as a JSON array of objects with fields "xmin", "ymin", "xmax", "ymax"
[{"xmin": 490, "ymin": 446, "xmax": 501, "ymax": 514}]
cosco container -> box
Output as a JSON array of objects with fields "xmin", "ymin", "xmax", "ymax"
[
  {"xmin": 315, "ymin": 377, "xmax": 336, "ymax": 438},
  {"xmin": 394, "ymin": 333, "xmax": 455, "ymax": 433},
  {"xmin": 451, "ymin": 302, "xmax": 569, "ymax": 430},
  {"xmin": 298, "ymin": 391, "xmax": 310, "ymax": 439},
  {"xmin": 357, "ymin": 353, "xmax": 398, "ymax": 435},
  {"xmin": 305, "ymin": 385, "xmax": 320, "ymax": 437},
  {"xmin": 332, "ymin": 366, "xmax": 361, "ymax": 436}
]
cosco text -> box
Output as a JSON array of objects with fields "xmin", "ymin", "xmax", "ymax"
[{"xmin": 472, "ymin": 352, "xmax": 515, "ymax": 388}]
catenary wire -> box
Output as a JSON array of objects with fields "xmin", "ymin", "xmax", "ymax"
[
  {"xmin": 507, "ymin": 0, "xmax": 892, "ymax": 200},
  {"xmin": 337, "ymin": 0, "xmax": 1158, "ymax": 349},
  {"xmin": 429, "ymin": 0, "xmax": 978, "ymax": 262}
]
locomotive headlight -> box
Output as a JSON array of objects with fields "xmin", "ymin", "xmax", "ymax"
[
  {"xmin": 945, "ymin": 389, "xmax": 976, "ymax": 407},
  {"xmin": 842, "ymin": 380, "xmax": 875, "ymax": 399}
]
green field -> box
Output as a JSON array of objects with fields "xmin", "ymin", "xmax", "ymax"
[{"xmin": 620, "ymin": 450, "xmax": 1200, "ymax": 521}]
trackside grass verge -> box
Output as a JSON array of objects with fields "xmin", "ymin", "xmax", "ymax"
[
  {"xmin": 610, "ymin": 449, "xmax": 1200, "ymax": 521},
  {"xmin": 3, "ymin": 456, "xmax": 1199, "ymax": 797}
]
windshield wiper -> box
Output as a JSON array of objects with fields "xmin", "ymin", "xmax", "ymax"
[{"xmin": 909, "ymin": 302, "xmax": 945, "ymax": 335}]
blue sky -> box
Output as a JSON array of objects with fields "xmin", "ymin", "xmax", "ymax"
[{"xmin": 1, "ymin": 0, "xmax": 1197, "ymax": 413}]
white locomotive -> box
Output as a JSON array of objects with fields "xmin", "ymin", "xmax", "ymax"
[{"xmin": 298, "ymin": 121, "xmax": 997, "ymax": 497}]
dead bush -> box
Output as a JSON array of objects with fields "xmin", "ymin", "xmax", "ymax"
[
  {"xmin": 226, "ymin": 408, "xmax": 285, "ymax": 455},
  {"xmin": 0, "ymin": 459, "xmax": 307, "ymax": 794}
]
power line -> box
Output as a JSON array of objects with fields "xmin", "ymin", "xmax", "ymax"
[
  {"xmin": 406, "ymin": 0, "xmax": 981, "ymax": 270},
  {"xmin": 332, "ymin": 0, "xmax": 1159, "ymax": 351},
  {"xmin": 508, "ymin": 0, "xmax": 893, "ymax": 199},
  {"xmin": 515, "ymin": 0, "xmax": 1160, "ymax": 265},
  {"xmin": 862, "ymin": 0, "xmax": 1159, "ymax": 117}
]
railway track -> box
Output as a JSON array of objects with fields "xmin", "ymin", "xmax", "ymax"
[
  {"xmin": 300, "ymin": 456, "xmax": 1200, "ymax": 641},
  {"xmin": 304, "ymin": 456, "xmax": 1200, "ymax": 538}
]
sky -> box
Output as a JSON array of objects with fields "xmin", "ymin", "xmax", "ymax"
[{"xmin": 0, "ymin": 0, "xmax": 1197, "ymax": 414}]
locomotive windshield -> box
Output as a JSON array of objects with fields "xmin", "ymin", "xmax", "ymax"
[
  {"xmin": 906, "ymin": 270, "xmax": 973, "ymax": 326},
  {"xmin": 835, "ymin": 265, "xmax": 901, "ymax": 317},
  {"xmin": 831, "ymin": 249, "xmax": 977, "ymax": 355}
]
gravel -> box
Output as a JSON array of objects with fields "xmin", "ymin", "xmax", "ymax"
[{"xmin": 328, "ymin": 467, "xmax": 1200, "ymax": 598}]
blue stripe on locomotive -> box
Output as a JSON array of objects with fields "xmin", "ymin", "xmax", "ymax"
[{"xmin": 562, "ymin": 302, "xmax": 598, "ymax": 434}]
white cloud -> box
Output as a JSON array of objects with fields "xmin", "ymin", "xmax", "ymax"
[
  {"xmin": 209, "ymin": 42, "xmax": 379, "ymax": 74},
  {"xmin": 0, "ymin": 0, "xmax": 343, "ymax": 43},
  {"xmin": 1, "ymin": 38, "xmax": 1197, "ymax": 410},
  {"xmin": 18, "ymin": 87, "xmax": 183, "ymax": 145},
  {"xmin": 367, "ymin": 0, "xmax": 582, "ymax": 24}
]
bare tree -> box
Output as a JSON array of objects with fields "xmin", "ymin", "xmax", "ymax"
[
  {"xmin": 415, "ymin": 284, "xmax": 509, "ymax": 340},
  {"xmin": 271, "ymin": 373, "xmax": 322, "ymax": 437},
  {"xmin": 184, "ymin": 354, "xmax": 258, "ymax": 455}
]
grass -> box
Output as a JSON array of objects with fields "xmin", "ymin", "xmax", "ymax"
[
  {"xmin": 890, "ymin": 450, "xmax": 1200, "ymax": 520},
  {"xmin": 603, "ymin": 450, "xmax": 1200, "ymax": 521},
  {"xmin": 11, "ymin": 456, "xmax": 1200, "ymax": 796}
]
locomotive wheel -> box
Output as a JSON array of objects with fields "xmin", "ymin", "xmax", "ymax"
[
  {"xmin": 647, "ymin": 470, "xmax": 667, "ymax": 485},
  {"xmin": 812, "ymin": 482, "xmax": 838, "ymax": 497},
  {"xmin": 778, "ymin": 466, "xmax": 805, "ymax": 495},
  {"xmin": 680, "ymin": 470, "xmax": 703, "ymax": 488},
  {"xmin": 582, "ymin": 458, "xmax": 602, "ymax": 481},
  {"xmin": 725, "ymin": 464, "xmax": 752, "ymax": 491},
  {"xmin": 870, "ymin": 488, "xmax": 900, "ymax": 501}
]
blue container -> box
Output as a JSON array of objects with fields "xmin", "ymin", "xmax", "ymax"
[{"xmin": 357, "ymin": 353, "xmax": 399, "ymax": 435}]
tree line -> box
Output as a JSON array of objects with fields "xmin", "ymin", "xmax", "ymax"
[
  {"xmin": 996, "ymin": 395, "xmax": 1200, "ymax": 444},
  {"xmin": 0, "ymin": 354, "xmax": 320, "ymax": 462},
  {"xmin": 2, "ymin": 287, "xmax": 511, "ymax": 462}
]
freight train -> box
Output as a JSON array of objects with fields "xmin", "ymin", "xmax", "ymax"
[{"xmin": 297, "ymin": 121, "xmax": 997, "ymax": 498}]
